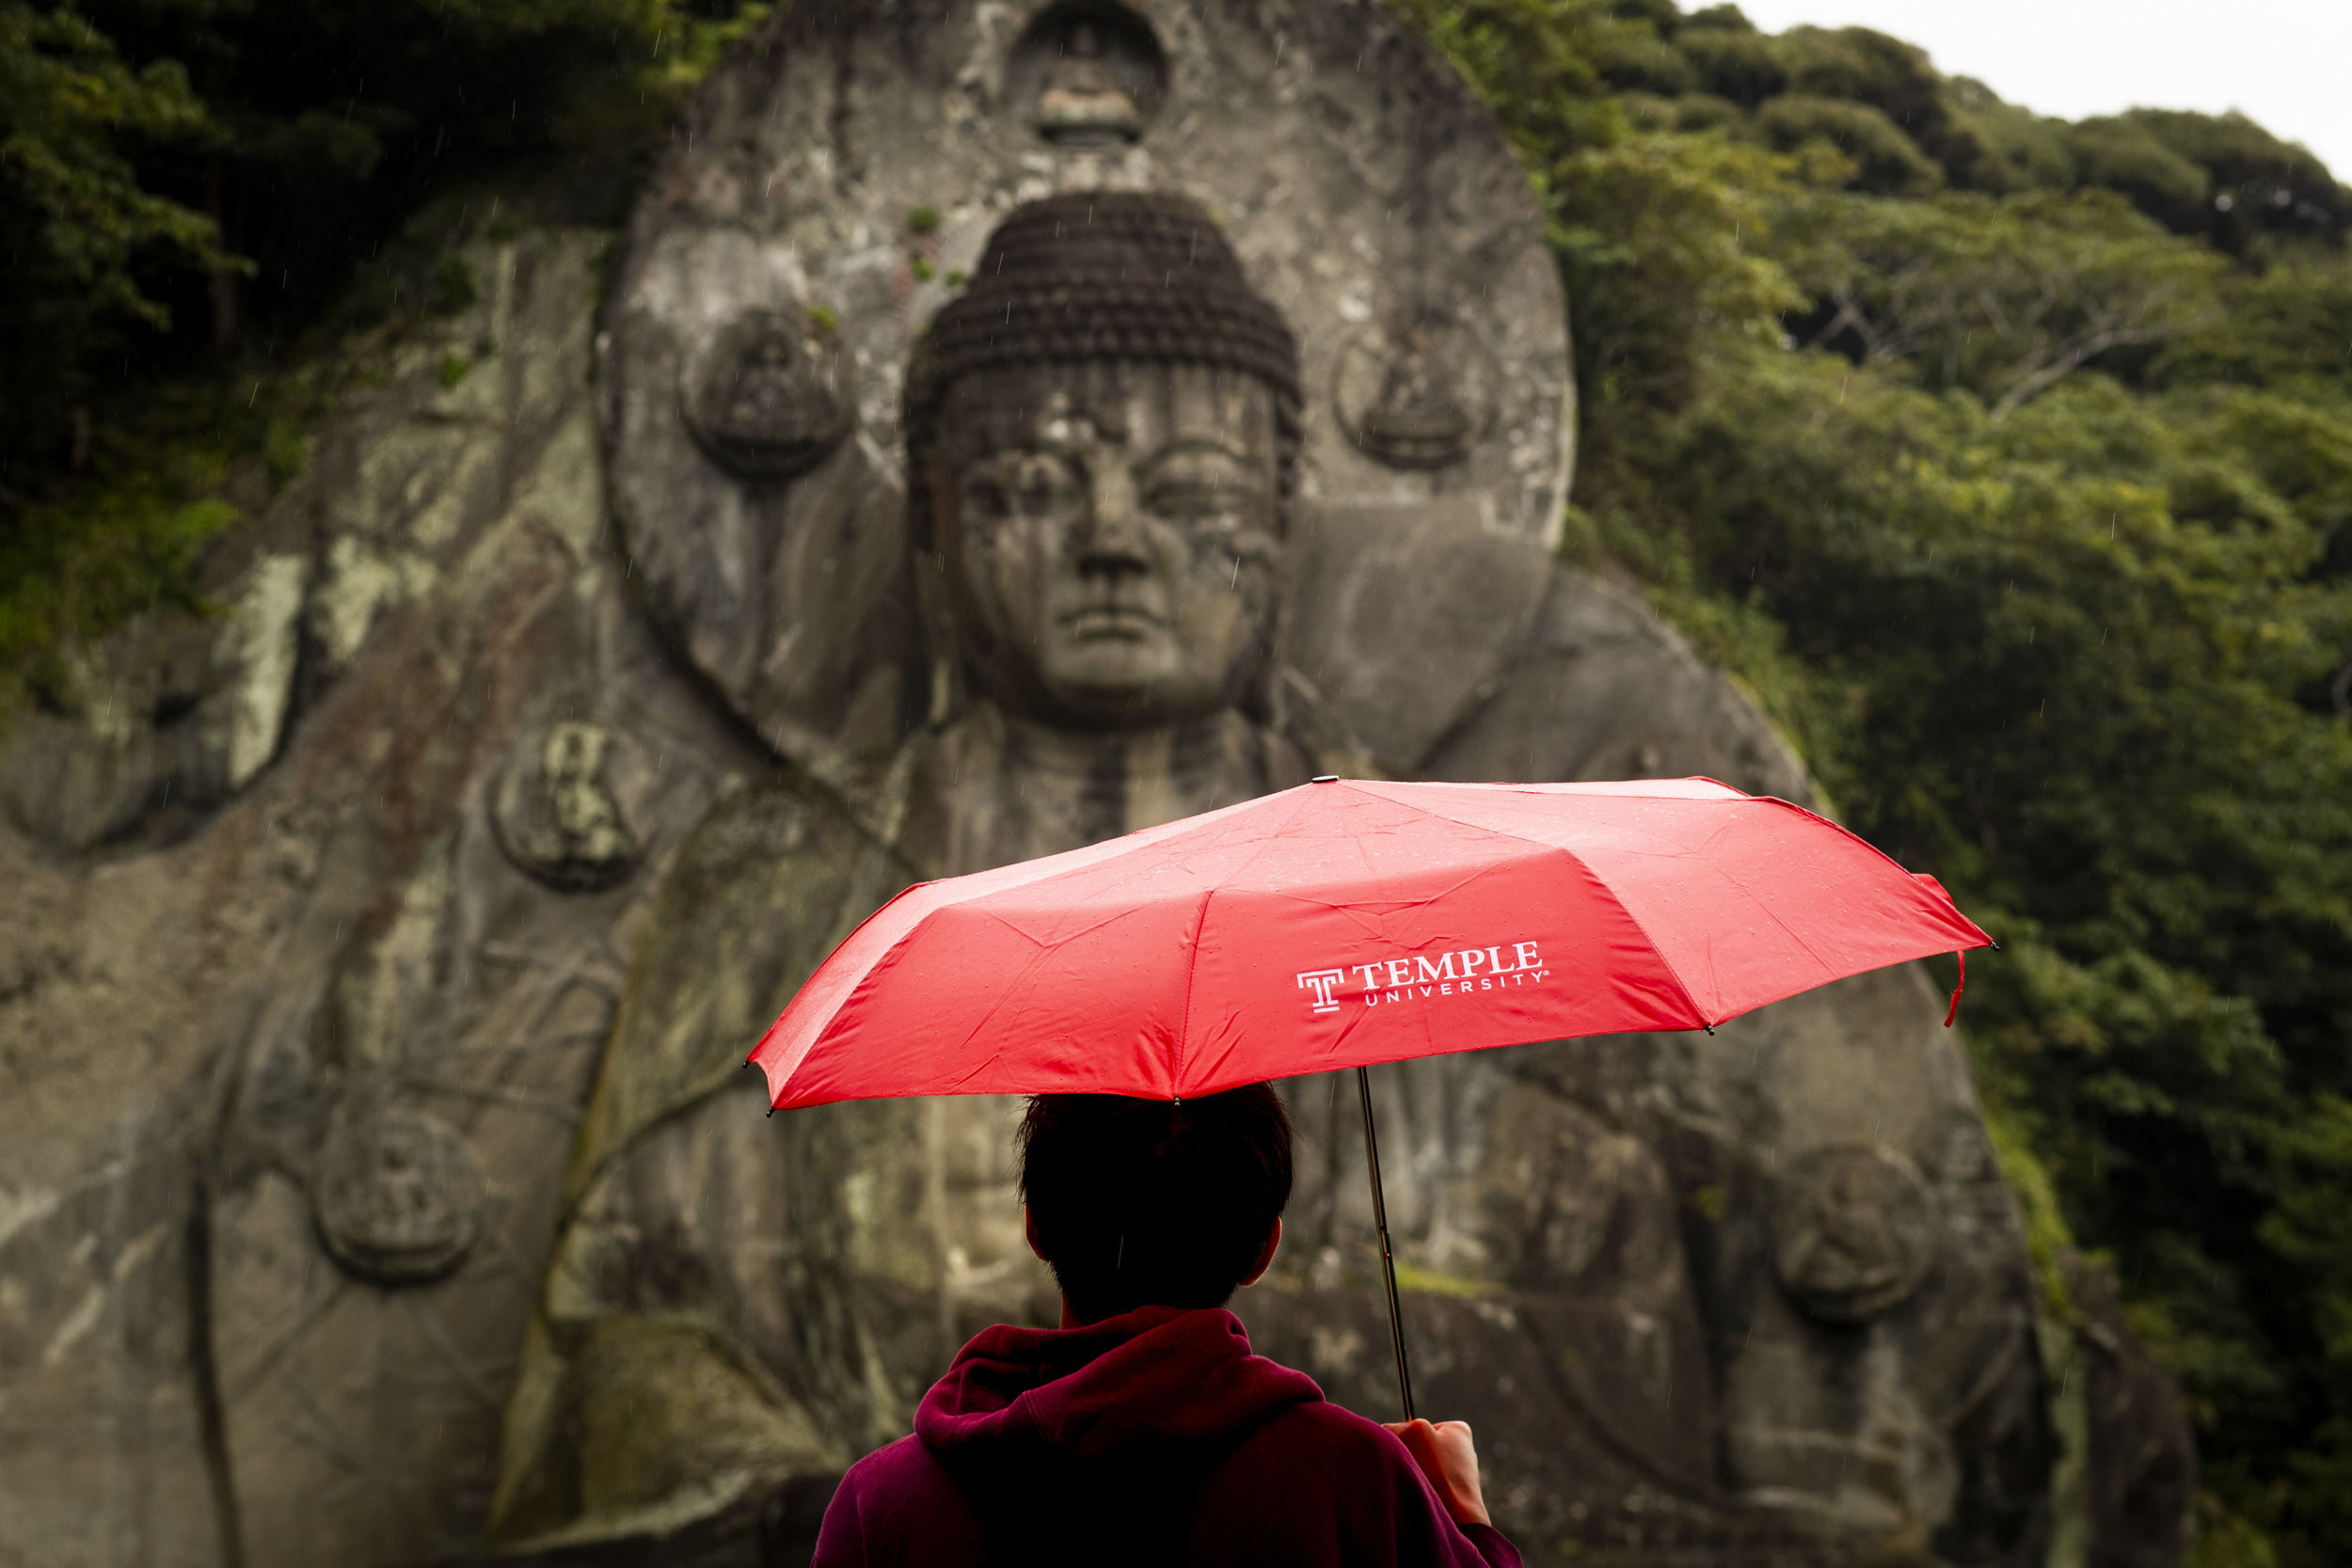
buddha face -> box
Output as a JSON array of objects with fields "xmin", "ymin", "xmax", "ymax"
[{"xmin": 930, "ymin": 362, "xmax": 1285, "ymax": 729}]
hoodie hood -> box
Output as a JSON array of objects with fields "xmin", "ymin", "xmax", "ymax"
[{"xmin": 915, "ymin": 1306, "xmax": 1321, "ymax": 1471}]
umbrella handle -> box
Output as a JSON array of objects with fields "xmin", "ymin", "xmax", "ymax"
[{"xmin": 1357, "ymin": 1066, "xmax": 1416, "ymax": 1423}]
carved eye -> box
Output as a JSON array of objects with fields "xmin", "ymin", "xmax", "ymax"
[
  {"xmin": 1140, "ymin": 445, "xmax": 1262, "ymax": 531},
  {"xmin": 961, "ymin": 473, "xmax": 1011, "ymax": 520},
  {"xmin": 1145, "ymin": 483, "xmax": 1245, "ymax": 527}
]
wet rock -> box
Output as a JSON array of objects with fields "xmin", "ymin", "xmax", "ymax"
[
  {"xmin": 0, "ymin": 548, "xmax": 308, "ymax": 850},
  {"xmin": 0, "ymin": 228, "xmax": 771, "ymax": 1568}
]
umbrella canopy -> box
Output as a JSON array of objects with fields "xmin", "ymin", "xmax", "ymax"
[{"xmin": 751, "ymin": 777, "xmax": 1990, "ymax": 1111}]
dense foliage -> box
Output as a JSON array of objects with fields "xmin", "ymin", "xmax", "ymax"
[
  {"xmin": 1396, "ymin": 2, "xmax": 2352, "ymax": 1561},
  {"xmin": 0, "ymin": 0, "xmax": 755, "ymax": 701},
  {"xmin": 7, "ymin": 0, "xmax": 2352, "ymax": 1561}
]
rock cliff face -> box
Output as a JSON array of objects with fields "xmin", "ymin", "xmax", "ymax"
[
  {"xmin": 0, "ymin": 4, "xmax": 2191, "ymax": 1567},
  {"xmin": 0, "ymin": 228, "xmax": 772, "ymax": 1567}
]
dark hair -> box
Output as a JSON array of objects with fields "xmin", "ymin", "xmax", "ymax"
[{"xmin": 1019, "ymin": 1085, "xmax": 1294, "ymax": 1323}]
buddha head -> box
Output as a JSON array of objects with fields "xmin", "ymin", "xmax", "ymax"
[{"xmin": 904, "ymin": 192, "xmax": 1301, "ymax": 731}]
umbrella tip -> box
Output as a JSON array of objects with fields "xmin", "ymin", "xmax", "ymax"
[
  {"xmin": 1989, "ymin": 939, "xmax": 2003, "ymax": 952},
  {"xmin": 1311, "ymin": 775, "xmax": 1338, "ymax": 784},
  {"xmin": 1703, "ymin": 1023, "xmax": 1716, "ymax": 1036}
]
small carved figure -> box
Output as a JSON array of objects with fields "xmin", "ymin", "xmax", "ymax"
[
  {"xmin": 492, "ymin": 721, "xmax": 646, "ymax": 892},
  {"xmin": 1034, "ymin": 22, "xmax": 1146, "ymax": 144},
  {"xmin": 680, "ymin": 309, "xmax": 851, "ymax": 480},
  {"xmin": 1333, "ymin": 315, "xmax": 1497, "ymax": 470},
  {"xmin": 311, "ymin": 1102, "xmax": 485, "ymax": 1286}
]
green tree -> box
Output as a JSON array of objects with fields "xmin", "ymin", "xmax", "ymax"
[
  {"xmin": 0, "ymin": 2, "xmax": 230, "ymax": 470},
  {"xmin": 0, "ymin": 0, "xmax": 764, "ymax": 710},
  {"xmin": 0, "ymin": 0, "xmax": 761, "ymax": 482},
  {"xmin": 1778, "ymin": 188, "xmax": 2223, "ymax": 414}
]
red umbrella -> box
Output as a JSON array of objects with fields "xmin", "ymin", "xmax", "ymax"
[{"xmin": 749, "ymin": 777, "xmax": 1991, "ymax": 1416}]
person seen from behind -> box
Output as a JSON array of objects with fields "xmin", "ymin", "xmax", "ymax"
[{"xmin": 812, "ymin": 1084, "xmax": 1519, "ymax": 1565}]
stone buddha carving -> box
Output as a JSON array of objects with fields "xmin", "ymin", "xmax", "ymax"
[
  {"xmin": 486, "ymin": 191, "xmax": 1325, "ymax": 1551},
  {"xmin": 1343, "ymin": 315, "xmax": 1486, "ymax": 470},
  {"xmin": 1033, "ymin": 23, "xmax": 1147, "ymax": 144}
]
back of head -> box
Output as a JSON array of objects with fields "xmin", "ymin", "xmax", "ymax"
[{"xmin": 1020, "ymin": 1085, "xmax": 1293, "ymax": 1323}]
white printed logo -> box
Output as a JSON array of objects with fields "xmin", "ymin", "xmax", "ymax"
[
  {"xmin": 1296, "ymin": 970, "xmax": 1348, "ymax": 1014},
  {"xmin": 1295, "ymin": 941, "xmax": 1551, "ymax": 1017}
]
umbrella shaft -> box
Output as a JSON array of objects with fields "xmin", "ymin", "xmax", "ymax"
[{"xmin": 1357, "ymin": 1066, "xmax": 1416, "ymax": 1423}]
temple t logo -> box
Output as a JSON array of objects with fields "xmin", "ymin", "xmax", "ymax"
[{"xmin": 1296, "ymin": 970, "xmax": 1348, "ymax": 1013}]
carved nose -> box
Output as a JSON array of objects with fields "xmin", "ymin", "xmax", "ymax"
[{"xmin": 1077, "ymin": 468, "xmax": 1149, "ymax": 575}]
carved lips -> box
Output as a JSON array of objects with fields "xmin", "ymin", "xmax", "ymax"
[
  {"xmin": 749, "ymin": 777, "xmax": 1992, "ymax": 1109},
  {"xmin": 1061, "ymin": 601, "xmax": 1167, "ymax": 640}
]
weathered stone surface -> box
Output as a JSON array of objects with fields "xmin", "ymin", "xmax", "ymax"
[
  {"xmin": 1280, "ymin": 496, "xmax": 1555, "ymax": 774},
  {"xmin": 0, "ymin": 544, "xmax": 308, "ymax": 851},
  {"xmin": 0, "ymin": 228, "xmax": 771, "ymax": 1568},
  {"xmin": 0, "ymin": 4, "xmax": 2188, "ymax": 1567}
]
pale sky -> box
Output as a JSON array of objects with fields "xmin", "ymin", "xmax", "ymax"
[{"xmin": 1734, "ymin": 0, "xmax": 2352, "ymax": 180}]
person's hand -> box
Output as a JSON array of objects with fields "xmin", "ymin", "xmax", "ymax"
[{"xmin": 1382, "ymin": 1418, "xmax": 1491, "ymax": 1528}]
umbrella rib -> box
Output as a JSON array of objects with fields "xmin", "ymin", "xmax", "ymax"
[
  {"xmin": 1410, "ymin": 789, "xmax": 1971, "ymax": 1012},
  {"xmin": 1168, "ymin": 788, "xmax": 1314, "ymax": 1097},
  {"xmin": 1685, "ymin": 808, "xmax": 1910, "ymax": 982},
  {"xmin": 1570, "ymin": 850, "xmax": 1716, "ymax": 1028},
  {"xmin": 927, "ymin": 936, "xmax": 1072, "ymax": 1094},
  {"xmin": 1172, "ymin": 886, "xmax": 1216, "ymax": 1101},
  {"xmin": 1696, "ymin": 845, "xmax": 1839, "ymax": 980}
]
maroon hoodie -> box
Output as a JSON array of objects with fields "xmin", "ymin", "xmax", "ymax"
[{"xmin": 813, "ymin": 1306, "xmax": 1521, "ymax": 1567}]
